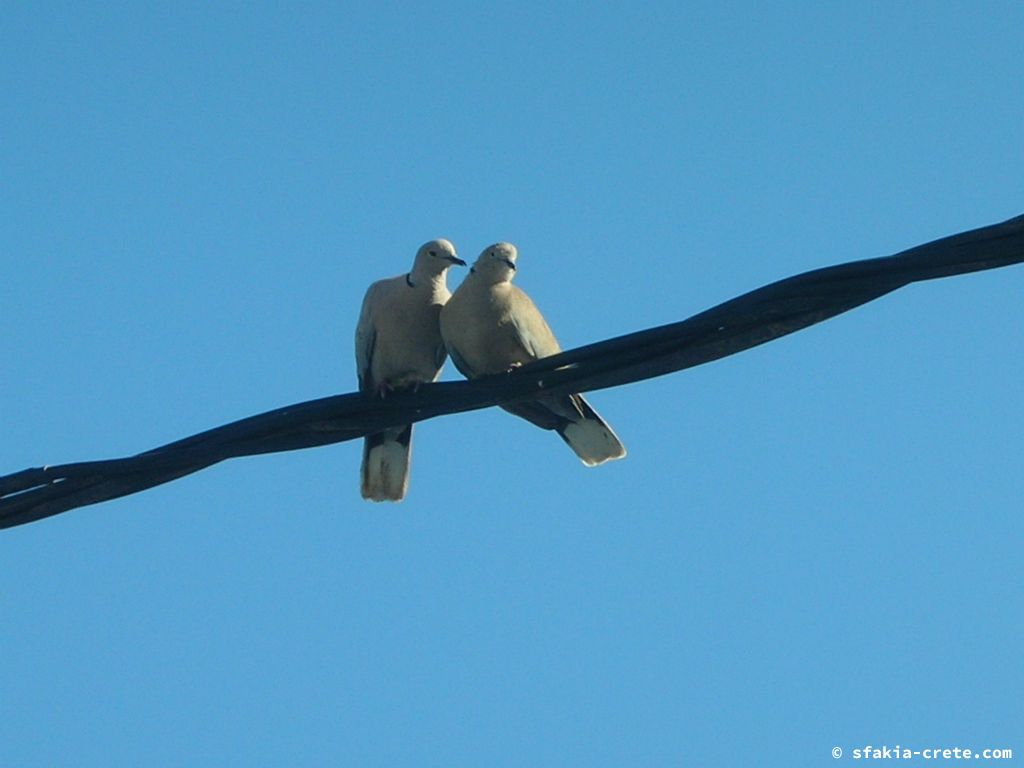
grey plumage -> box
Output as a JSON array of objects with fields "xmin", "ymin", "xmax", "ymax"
[
  {"xmin": 355, "ymin": 238, "xmax": 465, "ymax": 500},
  {"xmin": 439, "ymin": 242, "xmax": 626, "ymax": 466}
]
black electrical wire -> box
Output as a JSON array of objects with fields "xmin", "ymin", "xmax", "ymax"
[{"xmin": 3, "ymin": 213, "xmax": 1022, "ymax": 530}]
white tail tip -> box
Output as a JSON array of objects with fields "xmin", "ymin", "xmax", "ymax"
[
  {"xmin": 361, "ymin": 438, "xmax": 411, "ymax": 502},
  {"xmin": 561, "ymin": 419, "xmax": 627, "ymax": 467}
]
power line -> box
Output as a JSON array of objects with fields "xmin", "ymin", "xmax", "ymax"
[{"xmin": 3, "ymin": 213, "xmax": 1022, "ymax": 529}]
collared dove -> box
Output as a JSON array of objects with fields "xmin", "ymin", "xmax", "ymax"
[
  {"xmin": 355, "ymin": 238, "xmax": 465, "ymax": 501},
  {"xmin": 439, "ymin": 242, "xmax": 626, "ymax": 466}
]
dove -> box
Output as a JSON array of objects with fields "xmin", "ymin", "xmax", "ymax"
[
  {"xmin": 439, "ymin": 242, "xmax": 626, "ymax": 466},
  {"xmin": 355, "ymin": 238, "xmax": 465, "ymax": 500}
]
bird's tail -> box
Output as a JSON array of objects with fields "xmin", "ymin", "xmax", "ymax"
[
  {"xmin": 557, "ymin": 394, "xmax": 627, "ymax": 467},
  {"xmin": 361, "ymin": 424, "xmax": 413, "ymax": 501}
]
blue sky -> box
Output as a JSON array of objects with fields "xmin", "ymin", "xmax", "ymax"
[{"xmin": 2, "ymin": 2, "xmax": 1022, "ymax": 765}]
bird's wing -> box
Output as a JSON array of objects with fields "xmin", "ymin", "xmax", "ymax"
[
  {"xmin": 354, "ymin": 282, "xmax": 380, "ymax": 394},
  {"xmin": 506, "ymin": 285, "xmax": 562, "ymax": 360}
]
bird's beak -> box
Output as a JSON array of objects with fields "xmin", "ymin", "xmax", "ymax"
[
  {"xmin": 447, "ymin": 255, "xmax": 467, "ymax": 266},
  {"xmin": 503, "ymin": 259, "xmax": 517, "ymax": 271}
]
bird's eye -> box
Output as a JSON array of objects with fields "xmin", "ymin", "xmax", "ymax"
[{"xmin": 429, "ymin": 250, "xmax": 437, "ymax": 257}]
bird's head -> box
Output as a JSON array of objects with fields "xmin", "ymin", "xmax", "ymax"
[
  {"xmin": 472, "ymin": 242, "xmax": 518, "ymax": 282},
  {"xmin": 415, "ymin": 238, "xmax": 466, "ymax": 274}
]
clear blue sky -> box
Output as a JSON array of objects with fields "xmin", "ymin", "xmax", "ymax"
[{"xmin": 2, "ymin": 3, "xmax": 1022, "ymax": 765}]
